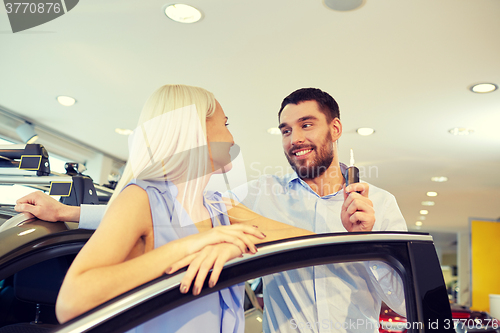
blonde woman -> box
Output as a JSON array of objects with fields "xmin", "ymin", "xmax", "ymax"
[{"xmin": 55, "ymin": 85, "xmax": 268, "ymax": 332}]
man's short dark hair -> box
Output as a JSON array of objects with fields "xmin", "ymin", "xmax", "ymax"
[{"xmin": 278, "ymin": 88, "xmax": 340, "ymax": 123}]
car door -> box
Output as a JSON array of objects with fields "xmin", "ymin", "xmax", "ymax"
[{"xmin": 53, "ymin": 232, "xmax": 455, "ymax": 333}]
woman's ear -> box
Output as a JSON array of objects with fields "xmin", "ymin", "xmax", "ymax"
[{"xmin": 330, "ymin": 118, "xmax": 342, "ymax": 142}]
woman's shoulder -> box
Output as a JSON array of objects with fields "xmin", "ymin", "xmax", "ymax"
[
  {"xmin": 125, "ymin": 179, "xmax": 176, "ymax": 197},
  {"xmin": 117, "ymin": 184, "xmax": 149, "ymax": 206},
  {"xmin": 107, "ymin": 184, "xmax": 152, "ymax": 233}
]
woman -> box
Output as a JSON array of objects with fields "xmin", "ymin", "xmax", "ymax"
[{"xmin": 55, "ymin": 85, "xmax": 268, "ymax": 331}]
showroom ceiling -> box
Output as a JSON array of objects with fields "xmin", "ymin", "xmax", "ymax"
[{"xmin": 0, "ymin": 0, "xmax": 499, "ymax": 235}]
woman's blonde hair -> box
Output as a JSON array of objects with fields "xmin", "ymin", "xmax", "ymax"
[{"xmin": 109, "ymin": 84, "xmax": 216, "ymax": 206}]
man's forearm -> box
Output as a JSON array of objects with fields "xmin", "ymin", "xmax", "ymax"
[{"xmin": 226, "ymin": 203, "xmax": 313, "ymax": 243}]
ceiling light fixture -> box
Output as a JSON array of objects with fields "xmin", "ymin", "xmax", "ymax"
[
  {"xmin": 323, "ymin": 0, "xmax": 364, "ymax": 11},
  {"xmin": 420, "ymin": 210, "xmax": 428, "ymax": 215},
  {"xmin": 431, "ymin": 176, "xmax": 448, "ymax": 182},
  {"xmin": 421, "ymin": 201, "xmax": 435, "ymax": 206},
  {"xmin": 426, "ymin": 191, "xmax": 438, "ymax": 197},
  {"xmin": 356, "ymin": 128, "xmax": 375, "ymax": 136},
  {"xmin": 115, "ymin": 128, "xmax": 133, "ymax": 136},
  {"xmin": 165, "ymin": 4, "xmax": 202, "ymax": 23},
  {"xmin": 415, "ymin": 221, "xmax": 423, "ymax": 227},
  {"xmin": 419, "ymin": 216, "xmax": 427, "ymax": 220},
  {"xmin": 470, "ymin": 83, "xmax": 498, "ymax": 93},
  {"xmin": 267, "ymin": 127, "xmax": 281, "ymax": 135},
  {"xmin": 448, "ymin": 127, "xmax": 474, "ymax": 136},
  {"xmin": 16, "ymin": 122, "xmax": 38, "ymax": 144},
  {"xmin": 57, "ymin": 96, "xmax": 76, "ymax": 106}
]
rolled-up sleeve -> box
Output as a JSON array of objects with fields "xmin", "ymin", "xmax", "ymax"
[{"xmin": 79, "ymin": 204, "xmax": 107, "ymax": 230}]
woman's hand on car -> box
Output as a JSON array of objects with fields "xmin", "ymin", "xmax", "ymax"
[
  {"xmin": 165, "ymin": 224, "xmax": 266, "ymax": 295},
  {"xmin": 183, "ymin": 224, "xmax": 265, "ymax": 256},
  {"xmin": 172, "ymin": 243, "xmax": 244, "ymax": 295}
]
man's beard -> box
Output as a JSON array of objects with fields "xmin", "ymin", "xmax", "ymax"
[{"xmin": 285, "ymin": 135, "xmax": 334, "ymax": 180}]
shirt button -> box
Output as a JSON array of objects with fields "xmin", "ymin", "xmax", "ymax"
[
  {"xmin": 372, "ymin": 265, "xmax": 377, "ymax": 270},
  {"xmin": 387, "ymin": 291, "xmax": 392, "ymax": 295}
]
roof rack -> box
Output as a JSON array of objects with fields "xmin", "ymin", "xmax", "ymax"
[{"xmin": 0, "ymin": 144, "xmax": 113, "ymax": 206}]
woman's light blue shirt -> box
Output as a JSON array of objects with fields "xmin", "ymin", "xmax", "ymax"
[{"xmin": 124, "ymin": 179, "xmax": 245, "ymax": 333}]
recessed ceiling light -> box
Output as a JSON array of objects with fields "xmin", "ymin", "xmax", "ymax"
[
  {"xmin": 427, "ymin": 191, "xmax": 438, "ymax": 197},
  {"xmin": 115, "ymin": 128, "xmax": 133, "ymax": 136},
  {"xmin": 448, "ymin": 127, "xmax": 474, "ymax": 136},
  {"xmin": 165, "ymin": 4, "xmax": 202, "ymax": 23},
  {"xmin": 431, "ymin": 176, "xmax": 448, "ymax": 182},
  {"xmin": 470, "ymin": 83, "xmax": 498, "ymax": 93},
  {"xmin": 419, "ymin": 216, "xmax": 427, "ymax": 220},
  {"xmin": 420, "ymin": 210, "xmax": 428, "ymax": 215},
  {"xmin": 57, "ymin": 96, "xmax": 76, "ymax": 106},
  {"xmin": 267, "ymin": 127, "xmax": 281, "ymax": 135},
  {"xmin": 422, "ymin": 201, "xmax": 435, "ymax": 206},
  {"xmin": 356, "ymin": 128, "xmax": 375, "ymax": 136},
  {"xmin": 415, "ymin": 221, "xmax": 423, "ymax": 227},
  {"xmin": 323, "ymin": 0, "xmax": 364, "ymax": 11}
]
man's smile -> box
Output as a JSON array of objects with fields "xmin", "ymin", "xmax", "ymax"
[{"xmin": 291, "ymin": 147, "xmax": 314, "ymax": 160}]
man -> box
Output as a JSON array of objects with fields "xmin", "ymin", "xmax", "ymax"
[
  {"xmin": 225, "ymin": 88, "xmax": 407, "ymax": 332},
  {"xmin": 15, "ymin": 88, "xmax": 407, "ymax": 332}
]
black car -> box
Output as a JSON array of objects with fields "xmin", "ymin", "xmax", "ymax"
[{"xmin": 0, "ymin": 211, "xmax": 463, "ymax": 333}]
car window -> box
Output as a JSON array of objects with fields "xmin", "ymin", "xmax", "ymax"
[
  {"xmin": 0, "ymin": 254, "xmax": 77, "ymax": 328},
  {"xmin": 126, "ymin": 261, "xmax": 407, "ymax": 333}
]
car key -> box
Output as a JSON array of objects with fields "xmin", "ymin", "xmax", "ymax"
[{"xmin": 344, "ymin": 149, "xmax": 359, "ymax": 188}]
